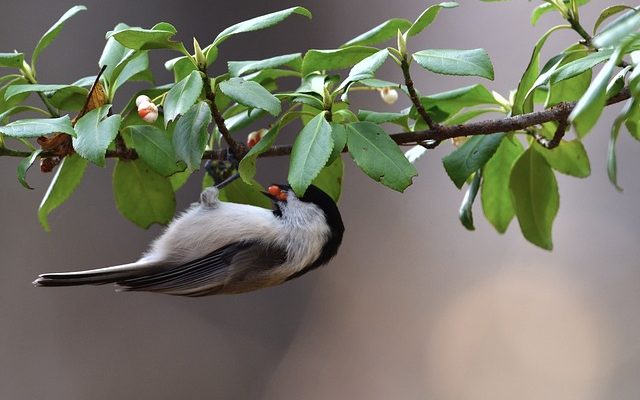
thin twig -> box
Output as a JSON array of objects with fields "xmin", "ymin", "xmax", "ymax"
[{"xmin": 400, "ymin": 58, "xmax": 438, "ymax": 131}]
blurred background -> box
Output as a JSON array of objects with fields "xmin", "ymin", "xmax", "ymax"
[{"xmin": 1, "ymin": 1, "xmax": 639, "ymax": 399}]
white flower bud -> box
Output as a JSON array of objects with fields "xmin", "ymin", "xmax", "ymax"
[
  {"xmin": 247, "ymin": 129, "xmax": 266, "ymax": 148},
  {"xmin": 380, "ymin": 87, "xmax": 398, "ymax": 105},
  {"xmin": 137, "ymin": 101, "xmax": 158, "ymax": 123},
  {"xmin": 135, "ymin": 95, "xmax": 152, "ymax": 107}
]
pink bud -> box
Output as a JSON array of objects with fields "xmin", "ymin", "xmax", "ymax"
[
  {"xmin": 137, "ymin": 101, "xmax": 158, "ymax": 123},
  {"xmin": 135, "ymin": 95, "xmax": 151, "ymax": 107},
  {"xmin": 247, "ymin": 129, "xmax": 266, "ymax": 148}
]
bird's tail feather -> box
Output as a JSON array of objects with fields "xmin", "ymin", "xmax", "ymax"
[{"xmin": 33, "ymin": 261, "xmax": 161, "ymax": 287}]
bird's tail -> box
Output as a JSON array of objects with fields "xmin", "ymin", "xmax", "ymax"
[{"xmin": 33, "ymin": 261, "xmax": 161, "ymax": 287}]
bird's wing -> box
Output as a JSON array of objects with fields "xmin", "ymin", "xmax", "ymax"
[{"xmin": 117, "ymin": 241, "xmax": 287, "ymax": 296}]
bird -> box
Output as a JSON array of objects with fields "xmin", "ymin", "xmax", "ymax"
[{"xmin": 33, "ymin": 184, "xmax": 344, "ymax": 296}]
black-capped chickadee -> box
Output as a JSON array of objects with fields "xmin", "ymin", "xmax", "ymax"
[{"xmin": 34, "ymin": 184, "xmax": 344, "ymax": 296}]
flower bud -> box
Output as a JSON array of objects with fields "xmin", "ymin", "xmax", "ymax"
[
  {"xmin": 451, "ymin": 136, "xmax": 468, "ymax": 148},
  {"xmin": 135, "ymin": 95, "xmax": 151, "ymax": 107},
  {"xmin": 137, "ymin": 101, "xmax": 158, "ymax": 123},
  {"xmin": 247, "ymin": 129, "xmax": 266, "ymax": 148},
  {"xmin": 380, "ymin": 87, "xmax": 398, "ymax": 105}
]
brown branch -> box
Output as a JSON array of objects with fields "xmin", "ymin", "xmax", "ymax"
[
  {"xmin": 0, "ymin": 88, "xmax": 631, "ymax": 161},
  {"xmin": 400, "ymin": 58, "xmax": 438, "ymax": 131},
  {"xmin": 200, "ymin": 69, "xmax": 247, "ymax": 160}
]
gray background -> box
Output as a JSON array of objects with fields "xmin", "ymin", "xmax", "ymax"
[{"xmin": 1, "ymin": 1, "xmax": 639, "ymax": 399}]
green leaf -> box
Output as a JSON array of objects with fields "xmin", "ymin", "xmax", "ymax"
[
  {"xmin": 225, "ymin": 108, "xmax": 266, "ymax": 132},
  {"xmin": 217, "ymin": 178, "xmax": 271, "ymax": 209},
  {"xmin": 346, "ymin": 121, "xmax": 417, "ymax": 192},
  {"xmin": 406, "ymin": 2, "xmax": 459, "ymax": 37},
  {"xmin": 328, "ymin": 122, "xmax": 348, "ymax": 164},
  {"xmin": 545, "ymin": 49, "xmax": 592, "ymax": 107},
  {"xmin": 0, "ymin": 115, "xmax": 75, "ymax": 138},
  {"xmin": 169, "ymin": 168, "xmax": 191, "ymax": 191},
  {"xmin": 415, "ymin": 84, "xmax": 499, "ymax": 122},
  {"xmin": 459, "ymin": 170, "xmax": 481, "ymax": 231},
  {"xmin": 5, "ymin": 84, "xmax": 73, "ymax": 102},
  {"xmin": 238, "ymin": 124, "xmax": 281, "ymax": 183},
  {"xmin": 163, "ymin": 70, "xmax": 203, "ymax": 125},
  {"xmin": 607, "ymin": 101, "xmax": 629, "ymax": 191},
  {"xmin": 113, "ymin": 159, "xmax": 176, "ymax": 228},
  {"xmin": 47, "ymin": 85, "xmax": 89, "ymax": 111},
  {"xmin": 509, "ymin": 146, "xmax": 559, "ymax": 250},
  {"xmin": 592, "ymin": 9, "xmax": 640, "ymax": 49},
  {"xmin": 569, "ymin": 44, "xmax": 628, "ymax": 137},
  {"xmin": 288, "ymin": 111, "xmax": 333, "ymax": 196},
  {"xmin": 302, "ymin": 46, "xmax": 379, "ymax": 76},
  {"xmin": 413, "ymin": 48, "xmax": 494, "ymax": 80},
  {"xmin": 99, "ymin": 23, "xmax": 131, "ymax": 82},
  {"xmin": 312, "ymin": 156, "xmax": 344, "ymax": 202},
  {"xmin": 112, "ymin": 51, "xmax": 151, "ymax": 93},
  {"xmin": 0, "ymin": 53, "xmax": 24, "ymax": 69},
  {"xmin": 108, "ymin": 22, "xmax": 186, "ymax": 52},
  {"xmin": 358, "ymin": 109, "xmax": 408, "ymax": 125},
  {"xmin": 536, "ymin": 140, "xmax": 590, "ymax": 178},
  {"xmin": 218, "ymin": 77, "xmax": 281, "ymax": 117},
  {"xmin": 530, "ymin": 3, "xmax": 555, "ymax": 26},
  {"xmin": 32, "ymin": 5, "xmax": 86, "ymax": 71},
  {"xmin": 513, "ymin": 25, "xmax": 570, "ymax": 115},
  {"xmin": 0, "ymin": 105, "xmax": 46, "ymax": 123},
  {"xmin": 342, "ymin": 18, "xmax": 412, "ymax": 47},
  {"xmin": 338, "ymin": 49, "xmax": 389, "ymax": 91},
  {"xmin": 228, "ymin": 53, "xmax": 302, "ymax": 77},
  {"xmin": 72, "ymin": 105, "xmax": 121, "ymax": 167},
  {"xmin": 624, "ymin": 99, "xmax": 640, "ymax": 140},
  {"xmin": 549, "ymin": 49, "xmax": 613, "ymax": 84},
  {"xmin": 129, "ymin": 125, "xmax": 181, "ymax": 176},
  {"xmin": 17, "ymin": 149, "xmax": 42, "ymax": 189},
  {"xmin": 443, "ymin": 133, "xmax": 505, "ymax": 189},
  {"xmin": 173, "ymin": 101, "xmax": 212, "ymax": 171},
  {"xmin": 213, "ymin": 7, "xmax": 312, "ymax": 47},
  {"xmin": 482, "ymin": 135, "xmax": 524, "ymax": 234},
  {"xmin": 593, "ymin": 5, "xmax": 636, "ymax": 34},
  {"xmin": 38, "ymin": 154, "xmax": 88, "ymax": 231}
]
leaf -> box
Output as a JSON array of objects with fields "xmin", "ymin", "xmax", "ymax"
[
  {"xmin": 569, "ymin": 44, "xmax": 628, "ymax": 137},
  {"xmin": 217, "ymin": 178, "xmax": 271, "ymax": 209},
  {"xmin": 338, "ymin": 49, "xmax": 389, "ymax": 91},
  {"xmin": 113, "ymin": 159, "xmax": 176, "ymax": 228},
  {"xmin": 328, "ymin": 122, "xmax": 348, "ymax": 164},
  {"xmin": 38, "ymin": 154, "xmax": 88, "ymax": 231},
  {"xmin": 413, "ymin": 48, "xmax": 494, "ymax": 80},
  {"xmin": 213, "ymin": 7, "xmax": 312, "ymax": 47},
  {"xmin": 536, "ymin": 140, "xmax": 590, "ymax": 178},
  {"xmin": 624, "ymin": 99, "xmax": 640, "ymax": 140},
  {"xmin": 312, "ymin": 156, "xmax": 344, "ymax": 202},
  {"xmin": 112, "ymin": 51, "xmax": 151, "ymax": 93},
  {"xmin": 72, "ymin": 105, "xmax": 121, "ymax": 167},
  {"xmin": 406, "ymin": 2, "xmax": 459, "ymax": 37},
  {"xmin": 459, "ymin": 170, "xmax": 481, "ymax": 231},
  {"xmin": 0, "ymin": 115, "xmax": 75, "ymax": 138},
  {"xmin": 108, "ymin": 22, "xmax": 186, "ymax": 52},
  {"xmin": 593, "ymin": 5, "xmax": 636, "ymax": 34},
  {"xmin": 342, "ymin": 18, "xmax": 412, "ymax": 47},
  {"xmin": 509, "ymin": 147, "xmax": 559, "ymax": 250},
  {"xmin": 346, "ymin": 121, "xmax": 417, "ymax": 192},
  {"xmin": 443, "ymin": 133, "xmax": 505, "ymax": 189},
  {"xmin": 482, "ymin": 135, "xmax": 524, "ymax": 234},
  {"xmin": 163, "ymin": 70, "xmax": 203, "ymax": 125},
  {"xmin": 545, "ymin": 49, "xmax": 592, "ymax": 107},
  {"xmin": 288, "ymin": 111, "xmax": 333, "ymax": 196},
  {"xmin": 17, "ymin": 149, "xmax": 42, "ymax": 189},
  {"xmin": 513, "ymin": 25, "xmax": 570, "ymax": 115},
  {"xmin": 0, "ymin": 53, "xmax": 24, "ymax": 69},
  {"xmin": 228, "ymin": 53, "xmax": 302, "ymax": 77},
  {"xmin": 302, "ymin": 46, "xmax": 379, "ymax": 76},
  {"xmin": 129, "ymin": 125, "xmax": 181, "ymax": 176},
  {"xmin": 549, "ymin": 49, "xmax": 613, "ymax": 84},
  {"xmin": 169, "ymin": 168, "xmax": 191, "ymax": 191},
  {"xmin": 47, "ymin": 85, "xmax": 90, "ymax": 111},
  {"xmin": 608, "ymin": 99, "xmax": 634, "ymax": 191},
  {"xmin": 32, "ymin": 5, "xmax": 87, "ymax": 70},
  {"xmin": 172, "ymin": 101, "xmax": 212, "ymax": 171},
  {"xmin": 415, "ymin": 84, "xmax": 499, "ymax": 122},
  {"xmin": 238, "ymin": 124, "xmax": 281, "ymax": 183},
  {"xmin": 99, "ymin": 22, "xmax": 131, "ymax": 82},
  {"xmin": 218, "ymin": 77, "xmax": 281, "ymax": 116},
  {"xmin": 358, "ymin": 109, "xmax": 408, "ymax": 125},
  {"xmin": 5, "ymin": 84, "xmax": 74, "ymax": 102},
  {"xmin": 592, "ymin": 9, "xmax": 640, "ymax": 49},
  {"xmin": 530, "ymin": 3, "xmax": 555, "ymax": 26}
]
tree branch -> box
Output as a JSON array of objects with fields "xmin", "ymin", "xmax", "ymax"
[{"xmin": 0, "ymin": 88, "xmax": 631, "ymax": 162}]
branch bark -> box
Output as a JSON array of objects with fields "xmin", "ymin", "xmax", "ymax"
[{"xmin": 0, "ymin": 88, "xmax": 631, "ymax": 161}]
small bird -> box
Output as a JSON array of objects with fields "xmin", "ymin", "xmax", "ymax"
[{"xmin": 34, "ymin": 184, "xmax": 344, "ymax": 296}]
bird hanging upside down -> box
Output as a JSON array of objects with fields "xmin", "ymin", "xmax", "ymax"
[{"xmin": 34, "ymin": 184, "xmax": 344, "ymax": 296}]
